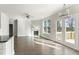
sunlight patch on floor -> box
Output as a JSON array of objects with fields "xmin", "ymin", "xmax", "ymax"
[{"xmin": 34, "ymin": 41, "xmax": 61, "ymax": 50}]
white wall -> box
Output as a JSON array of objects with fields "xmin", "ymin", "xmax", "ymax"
[
  {"xmin": 40, "ymin": 5, "xmax": 79, "ymax": 51},
  {"xmin": 0, "ymin": 12, "xmax": 9, "ymax": 35},
  {"xmin": 16, "ymin": 16, "xmax": 31, "ymax": 36},
  {"xmin": 31, "ymin": 20, "xmax": 41, "ymax": 36},
  {"xmin": 25, "ymin": 19, "xmax": 31, "ymax": 36},
  {"xmin": 9, "ymin": 18, "xmax": 14, "ymax": 24},
  {"xmin": 31, "ymin": 20, "xmax": 41, "ymax": 26}
]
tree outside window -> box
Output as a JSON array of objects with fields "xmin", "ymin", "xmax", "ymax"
[{"xmin": 43, "ymin": 19, "xmax": 51, "ymax": 33}]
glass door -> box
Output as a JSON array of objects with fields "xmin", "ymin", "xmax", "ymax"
[{"xmin": 65, "ymin": 16, "xmax": 75, "ymax": 44}]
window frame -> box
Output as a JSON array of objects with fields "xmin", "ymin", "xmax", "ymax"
[{"xmin": 43, "ymin": 19, "xmax": 51, "ymax": 34}]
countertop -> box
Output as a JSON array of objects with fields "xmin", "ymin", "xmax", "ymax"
[{"xmin": 0, "ymin": 35, "xmax": 12, "ymax": 43}]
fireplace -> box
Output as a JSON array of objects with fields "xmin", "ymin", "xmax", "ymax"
[{"xmin": 34, "ymin": 31, "xmax": 39, "ymax": 37}]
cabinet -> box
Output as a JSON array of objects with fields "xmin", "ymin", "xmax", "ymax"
[{"xmin": 0, "ymin": 36, "xmax": 14, "ymax": 55}]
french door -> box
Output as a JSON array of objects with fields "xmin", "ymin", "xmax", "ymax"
[
  {"xmin": 65, "ymin": 16, "xmax": 75, "ymax": 44},
  {"xmin": 56, "ymin": 15, "xmax": 76, "ymax": 44}
]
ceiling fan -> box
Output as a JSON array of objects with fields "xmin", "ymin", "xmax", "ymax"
[{"xmin": 25, "ymin": 13, "xmax": 31, "ymax": 18}]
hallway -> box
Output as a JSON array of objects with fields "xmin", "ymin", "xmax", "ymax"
[{"xmin": 14, "ymin": 36, "xmax": 79, "ymax": 55}]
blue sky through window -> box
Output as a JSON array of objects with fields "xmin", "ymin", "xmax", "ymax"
[{"xmin": 65, "ymin": 16, "xmax": 75, "ymax": 27}]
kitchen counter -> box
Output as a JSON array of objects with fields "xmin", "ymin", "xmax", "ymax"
[
  {"xmin": 0, "ymin": 35, "xmax": 13, "ymax": 43},
  {"xmin": 0, "ymin": 35, "xmax": 14, "ymax": 55}
]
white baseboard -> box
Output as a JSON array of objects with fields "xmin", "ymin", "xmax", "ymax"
[{"xmin": 17, "ymin": 35, "xmax": 26, "ymax": 36}]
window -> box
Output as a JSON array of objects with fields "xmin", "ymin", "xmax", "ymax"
[
  {"xmin": 43, "ymin": 19, "xmax": 51, "ymax": 33},
  {"xmin": 56, "ymin": 15, "xmax": 75, "ymax": 44},
  {"xmin": 65, "ymin": 16, "xmax": 75, "ymax": 43},
  {"xmin": 56, "ymin": 18, "xmax": 62, "ymax": 40}
]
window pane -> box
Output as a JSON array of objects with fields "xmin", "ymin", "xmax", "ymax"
[
  {"xmin": 43, "ymin": 20, "xmax": 51, "ymax": 33},
  {"xmin": 44, "ymin": 21, "xmax": 47, "ymax": 32},
  {"xmin": 47, "ymin": 20, "xmax": 51, "ymax": 33}
]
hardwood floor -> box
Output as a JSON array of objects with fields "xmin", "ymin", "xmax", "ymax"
[{"xmin": 14, "ymin": 36, "xmax": 79, "ymax": 55}]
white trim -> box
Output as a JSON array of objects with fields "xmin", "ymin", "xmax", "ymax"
[{"xmin": 17, "ymin": 35, "xmax": 32, "ymax": 36}]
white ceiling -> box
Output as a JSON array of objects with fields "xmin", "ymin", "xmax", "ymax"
[{"xmin": 0, "ymin": 4, "xmax": 64, "ymax": 20}]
